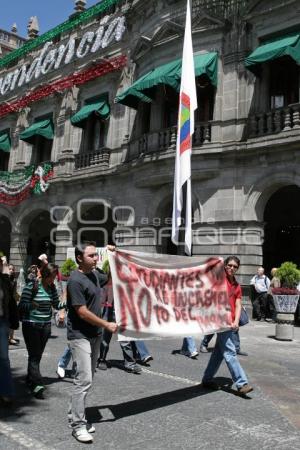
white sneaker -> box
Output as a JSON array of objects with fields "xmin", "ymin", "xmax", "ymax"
[
  {"xmin": 190, "ymin": 351, "xmax": 199, "ymax": 358},
  {"xmin": 87, "ymin": 423, "xmax": 95, "ymax": 433},
  {"xmin": 72, "ymin": 428, "xmax": 93, "ymax": 443},
  {"xmin": 56, "ymin": 366, "xmax": 65, "ymax": 379}
]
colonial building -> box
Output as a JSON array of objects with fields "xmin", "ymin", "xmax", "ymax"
[
  {"xmin": 0, "ymin": 25, "xmax": 26, "ymax": 58},
  {"xmin": 0, "ymin": 0, "xmax": 300, "ymax": 287}
]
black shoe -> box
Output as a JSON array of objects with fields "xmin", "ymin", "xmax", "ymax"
[
  {"xmin": 237, "ymin": 350, "xmax": 248, "ymax": 356},
  {"xmin": 97, "ymin": 360, "xmax": 107, "ymax": 370},
  {"xmin": 125, "ymin": 365, "xmax": 142, "ymax": 374}
]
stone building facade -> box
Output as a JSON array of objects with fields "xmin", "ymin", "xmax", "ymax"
[{"xmin": 0, "ymin": 0, "xmax": 300, "ymax": 287}]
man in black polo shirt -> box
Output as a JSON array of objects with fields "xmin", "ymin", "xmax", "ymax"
[{"xmin": 67, "ymin": 242, "xmax": 117, "ymax": 443}]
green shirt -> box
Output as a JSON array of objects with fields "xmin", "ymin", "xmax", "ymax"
[{"xmin": 19, "ymin": 280, "xmax": 61, "ymax": 323}]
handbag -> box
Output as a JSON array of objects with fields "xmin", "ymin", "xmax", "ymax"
[{"xmin": 239, "ymin": 306, "xmax": 249, "ymax": 326}]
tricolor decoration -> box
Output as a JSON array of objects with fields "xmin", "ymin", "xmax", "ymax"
[
  {"xmin": 0, "ymin": 55, "xmax": 127, "ymax": 119},
  {"xmin": 0, "ymin": 0, "xmax": 123, "ymax": 69},
  {"xmin": 0, "ymin": 162, "xmax": 53, "ymax": 206}
]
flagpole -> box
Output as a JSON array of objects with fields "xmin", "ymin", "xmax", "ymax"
[{"xmin": 171, "ymin": 0, "xmax": 197, "ymax": 256}]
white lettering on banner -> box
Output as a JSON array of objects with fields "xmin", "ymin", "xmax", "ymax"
[
  {"xmin": 108, "ymin": 249, "xmax": 232, "ymax": 341},
  {"xmin": 0, "ymin": 16, "xmax": 126, "ymax": 98}
]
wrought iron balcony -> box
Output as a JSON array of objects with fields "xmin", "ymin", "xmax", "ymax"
[{"xmin": 248, "ymin": 103, "xmax": 300, "ymax": 138}]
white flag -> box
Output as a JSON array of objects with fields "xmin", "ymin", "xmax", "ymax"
[{"xmin": 171, "ymin": 0, "xmax": 197, "ymax": 256}]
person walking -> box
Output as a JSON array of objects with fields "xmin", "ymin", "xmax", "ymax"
[
  {"xmin": 0, "ymin": 256, "xmax": 19, "ymax": 406},
  {"xmin": 201, "ymin": 256, "xmax": 253, "ymax": 394},
  {"xmin": 180, "ymin": 337, "xmax": 199, "ymax": 358},
  {"xmin": 200, "ymin": 331, "xmax": 248, "ymax": 356},
  {"xmin": 250, "ymin": 267, "xmax": 270, "ymax": 321},
  {"xmin": 95, "ymin": 259, "xmax": 152, "ymax": 373},
  {"xmin": 19, "ymin": 263, "xmax": 64, "ymax": 399},
  {"xmin": 67, "ymin": 242, "xmax": 118, "ymax": 443}
]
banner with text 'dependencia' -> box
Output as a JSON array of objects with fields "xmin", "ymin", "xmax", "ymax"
[{"xmin": 108, "ymin": 250, "xmax": 232, "ymax": 341}]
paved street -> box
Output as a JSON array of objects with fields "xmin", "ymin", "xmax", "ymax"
[{"xmin": 1, "ymin": 321, "xmax": 300, "ymax": 450}]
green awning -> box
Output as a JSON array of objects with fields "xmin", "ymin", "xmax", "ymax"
[
  {"xmin": 71, "ymin": 98, "xmax": 110, "ymax": 128},
  {"xmin": 20, "ymin": 119, "xmax": 54, "ymax": 144},
  {"xmin": 245, "ymin": 32, "xmax": 300, "ymax": 73},
  {"xmin": 0, "ymin": 132, "xmax": 11, "ymax": 152},
  {"xmin": 115, "ymin": 52, "xmax": 218, "ymax": 109}
]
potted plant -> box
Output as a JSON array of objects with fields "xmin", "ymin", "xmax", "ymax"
[
  {"xmin": 61, "ymin": 258, "xmax": 77, "ymax": 279},
  {"xmin": 271, "ymin": 262, "xmax": 300, "ymax": 340}
]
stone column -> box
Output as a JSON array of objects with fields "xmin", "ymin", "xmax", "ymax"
[
  {"xmin": 114, "ymin": 226, "xmax": 157, "ymax": 252},
  {"xmin": 54, "ymin": 227, "xmax": 74, "ymax": 267},
  {"xmin": 9, "ymin": 231, "xmax": 28, "ymax": 271}
]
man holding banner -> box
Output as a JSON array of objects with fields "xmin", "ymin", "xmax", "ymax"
[
  {"xmin": 201, "ymin": 256, "xmax": 253, "ymax": 394},
  {"xmin": 67, "ymin": 242, "xmax": 118, "ymax": 443}
]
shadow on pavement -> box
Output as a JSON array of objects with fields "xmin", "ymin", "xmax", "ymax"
[
  {"xmin": 267, "ymin": 335, "xmax": 278, "ymax": 340},
  {"xmin": 0, "ymin": 370, "xmax": 35, "ymax": 421},
  {"xmin": 86, "ymin": 383, "xmax": 218, "ymax": 423}
]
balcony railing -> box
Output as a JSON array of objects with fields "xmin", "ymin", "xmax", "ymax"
[
  {"xmin": 248, "ymin": 103, "xmax": 300, "ymax": 138},
  {"xmin": 74, "ymin": 150, "xmax": 110, "ymax": 170},
  {"xmin": 195, "ymin": 0, "xmax": 249, "ymax": 18},
  {"xmin": 127, "ymin": 122, "xmax": 212, "ymax": 160}
]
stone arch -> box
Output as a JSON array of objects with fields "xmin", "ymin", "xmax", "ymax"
[
  {"xmin": 70, "ymin": 195, "xmax": 115, "ymax": 247},
  {"xmin": 152, "ymin": 188, "xmax": 200, "ymax": 254},
  {"xmin": 263, "ymin": 185, "xmax": 300, "ymax": 271},
  {"xmin": 242, "ymin": 169, "xmax": 300, "ymax": 222},
  {"xmin": 15, "ymin": 202, "xmax": 56, "ymax": 267}
]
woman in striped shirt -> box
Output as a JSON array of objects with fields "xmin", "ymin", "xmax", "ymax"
[{"xmin": 19, "ymin": 263, "xmax": 65, "ymax": 398}]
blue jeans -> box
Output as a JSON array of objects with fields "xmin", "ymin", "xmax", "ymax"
[
  {"xmin": 202, "ymin": 330, "xmax": 248, "ymax": 388},
  {"xmin": 134, "ymin": 341, "xmax": 151, "ymax": 360},
  {"xmin": 231, "ymin": 331, "xmax": 240, "ymax": 352},
  {"xmin": 58, "ymin": 346, "xmax": 72, "ymax": 368},
  {"xmin": 0, "ymin": 318, "xmax": 14, "ymax": 397},
  {"xmin": 202, "ymin": 331, "xmax": 240, "ymax": 351},
  {"xmin": 181, "ymin": 337, "xmax": 197, "ymax": 355},
  {"xmin": 201, "ymin": 334, "xmax": 214, "ymax": 348}
]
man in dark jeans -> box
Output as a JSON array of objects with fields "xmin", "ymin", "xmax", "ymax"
[{"xmin": 250, "ymin": 267, "xmax": 270, "ymax": 320}]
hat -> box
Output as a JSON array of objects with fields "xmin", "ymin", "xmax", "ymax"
[{"xmin": 38, "ymin": 253, "xmax": 48, "ymax": 261}]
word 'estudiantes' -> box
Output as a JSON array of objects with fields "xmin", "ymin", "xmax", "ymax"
[{"xmin": 0, "ymin": 16, "xmax": 126, "ymax": 97}]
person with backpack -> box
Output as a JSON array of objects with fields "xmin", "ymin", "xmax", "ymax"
[
  {"xmin": 250, "ymin": 267, "xmax": 270, "ymax": 321},
  {"xmin": 18, "ymin": 263, "xmax": 66, "ymax": 399}
]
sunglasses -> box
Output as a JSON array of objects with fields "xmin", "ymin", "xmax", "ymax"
[{"xmin": 227, "ymin": 264, "xmax": 238, "ymax": 269}]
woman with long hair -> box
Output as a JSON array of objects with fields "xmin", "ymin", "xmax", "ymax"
[{"xmin": 19, "ymin": 263, "xmax": 65, "ymax": 398}]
